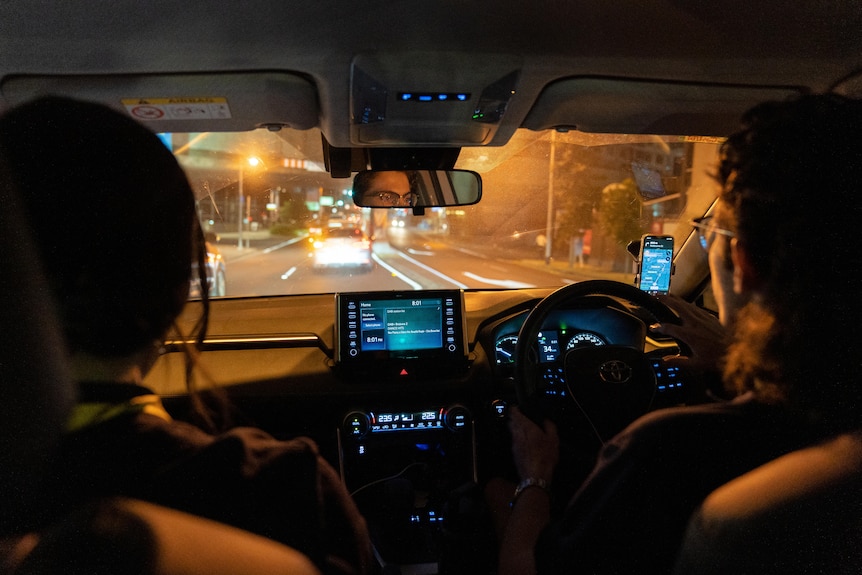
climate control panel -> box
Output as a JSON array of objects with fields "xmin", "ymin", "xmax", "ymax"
[{"xmin": 342, "ymin": 404, "xmax": 471, "ymax": 438}]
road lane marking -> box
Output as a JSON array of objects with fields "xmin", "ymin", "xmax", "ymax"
[
  {"xmin": 395, "ymin": 251, "xmax": 468, "ymax": 288},
  {"xmin": 281, "ymin": 266, "xmax": 297, "ymax": 280},
  {"xmin": 463, "ymin": 271, "xmax": 535, "ymax": 288},
  {"xmin": 372, "ymin": 254, "xmax": 423, "ymax": 289},
  {"xmin": 264, "ymin": 236, "xmax": 308, "ymax": 254},
  {"xmin": 454, "ymin": 247, "xmax": 486, "ymax": 258}
]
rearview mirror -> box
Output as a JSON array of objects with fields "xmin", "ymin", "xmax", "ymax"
[{"xmin": 352, "ymin": 169, "xmax": 481, "ymax": 208}]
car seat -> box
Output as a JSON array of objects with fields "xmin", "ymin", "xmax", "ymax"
[
  {"xmin": 11, "ymin": 497, "xmax": 322, "ymax": 575},
  {"xmin": 0, "ymin": 149, "xmax": 74, "ymax": 538},
  {"xmin": 673, "ymin": 431, "xmax": 862, "ymax": 574}
]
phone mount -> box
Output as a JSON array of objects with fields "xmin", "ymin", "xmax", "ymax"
[{"xmin": 627, "ymin": 239, "xmax": 675, "ymax": 290}]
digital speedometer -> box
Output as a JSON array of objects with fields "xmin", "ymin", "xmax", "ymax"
[{"xmin": 566, "ymin": 332, "xmax": 606, "ymax": 349}]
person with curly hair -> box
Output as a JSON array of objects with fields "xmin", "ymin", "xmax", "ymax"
[{"xmin": 495, "ymin": 94, "xmax": 862, "ymax": 575}]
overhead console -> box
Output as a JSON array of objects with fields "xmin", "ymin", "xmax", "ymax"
[
  {"xmin": 335, "ymin": 289, "xmax": 469, "ymax": 380},
  {"xmin": 346, "ymin": 52, "xmax": 522, "ymax": 147}
]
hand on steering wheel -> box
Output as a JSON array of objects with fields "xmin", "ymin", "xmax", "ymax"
[{"xmin": 514, "ymin": 280, "xmax": 681, "ymax": 442}]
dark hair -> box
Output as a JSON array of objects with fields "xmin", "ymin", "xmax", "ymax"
[
  {"xmin": 0, "ymin": 96, "xmax": 208, "ymax": 358},
  {"xmin": 717, "ymin": 94, "xmax": 862, "ymax": 427},
  {"xmin": 352, "ymin": 170, "xmax": 377, "ymax": 197}
]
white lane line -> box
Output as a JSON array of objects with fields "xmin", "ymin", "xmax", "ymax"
[
  {"xmin": 394, "ymin": 251, "xmax": 469, "ymax": 289},
  {"xmin": 281, "ymin": 266, "xmax": 298, "ymax": 280},
  {"xmin": 454, "ymin": 247, "xmax": 486, "ymax": 258},
  {"xmin": 463, "ymin": 271, "xmax": 535, "ymax": 289},
  {"xmin": 407, "ymin": 248, "xmax": 435, "ymax": 256},
  {"xmin": 264, "ymin": 236, "xmax": 308, "ymax": 254},
  {"xmin": 372, "ymin": 253, "xmax": 423, "ymax": 289}
]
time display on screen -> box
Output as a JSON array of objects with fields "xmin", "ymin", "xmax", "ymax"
[{"xmin": 336, "ymin": 290, "xmax": 466, "ymax": 366}]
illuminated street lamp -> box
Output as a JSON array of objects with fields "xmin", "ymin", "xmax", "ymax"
[{"xmin": 238, "ymin": 156, "xmax": 263, "ymax": 248}]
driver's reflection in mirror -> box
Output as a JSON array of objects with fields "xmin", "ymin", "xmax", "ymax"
[{"xmin": 354, "ymin": 170, "xmax": 419, "ymax": 207}]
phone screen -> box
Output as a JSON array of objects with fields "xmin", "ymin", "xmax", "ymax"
[{"xmin": 639, "ymin": 235, "xmax": 674, "ymax": 294}]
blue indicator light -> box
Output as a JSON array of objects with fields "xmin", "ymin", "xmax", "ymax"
[{"xmin": 398, "ymin": 92, "xmax": 470, "ymax": 102}]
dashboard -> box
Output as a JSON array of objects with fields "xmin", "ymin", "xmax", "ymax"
[{"xmin": 152, "ymin": 286, "xmax": 697, "ymax": 573}]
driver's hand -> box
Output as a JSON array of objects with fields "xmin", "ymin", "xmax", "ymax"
[
  {"xmin": 651, "ymin": 295, "xmax": 727, "ymax": 365},
  {"xmin": 509, "ymin": 406, "xmax": 559, "ymax": 483}
]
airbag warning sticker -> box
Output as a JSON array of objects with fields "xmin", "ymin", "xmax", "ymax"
[{"xmin": 122, "ymin": 98, "xmax": 231, "ymax": 121}]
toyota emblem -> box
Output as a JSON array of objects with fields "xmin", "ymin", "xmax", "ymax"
[{"xmin": 598, "ymin": 360, "xmax": 632, "ymax": 383}]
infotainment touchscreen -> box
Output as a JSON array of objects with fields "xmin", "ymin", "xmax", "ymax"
[{"xmin": 335, "ymin": 290, "xmax": 467, "ymax": 376}]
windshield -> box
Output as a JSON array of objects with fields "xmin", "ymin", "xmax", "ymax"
[{"xmin": 175, "ymin": 128, "xmax": 722, "ymax": 297}]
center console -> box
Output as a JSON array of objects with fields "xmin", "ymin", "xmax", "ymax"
[
  {"xmin": 334, "ymin": 290, "xmax": 489, "ymax": 573},
  {"xmin": 338, "ymin": 404, "xmax": 477, "ymax": 572}
]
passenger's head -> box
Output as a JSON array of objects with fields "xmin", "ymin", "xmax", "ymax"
[
  {"xmin": 354, "ymin": 170, "xmax": 418, "ymax": 207},
  {"xmin": 0, "ymin": 96, "xmax": 204, "ymax": 360},
  {"xmin": 714, "ymin": 94, "xmax": 862, "ymax": 424}
]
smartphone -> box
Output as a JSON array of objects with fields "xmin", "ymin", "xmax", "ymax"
[{"xmin": 638, "ymin": 235, "xmax": 674, "ymax": 295}]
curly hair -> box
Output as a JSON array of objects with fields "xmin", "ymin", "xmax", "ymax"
[{"xmin": 716, "ymin": 94, "xmax": 862, "ymax": 429}]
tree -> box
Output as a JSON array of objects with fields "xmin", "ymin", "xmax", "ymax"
[
  {"xmin": 597, "ymin": 177, "xmax": 643, "ymax": 248},
  {"xmin": 552, "ymin": 144, "xmax": 595, "ymax": 246}
]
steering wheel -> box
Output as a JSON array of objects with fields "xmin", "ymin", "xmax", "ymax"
[{"xmin": 514, "ymin": 280, "xmax": 681, "ymax": 443}]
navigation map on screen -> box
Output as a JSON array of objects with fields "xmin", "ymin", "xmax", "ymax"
[{"xmin": 639, "ymin": 235, "xmax": 673, "ymax": 294}]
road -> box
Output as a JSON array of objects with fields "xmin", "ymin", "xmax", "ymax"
[{"xmin": 215, "ymin": 232, "xmax": 614, "ymax": 297}]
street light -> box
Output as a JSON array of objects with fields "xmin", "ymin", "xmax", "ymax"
[{"xmin": 237, "ymin": 156, "xmax": 263, "ymax": 249}]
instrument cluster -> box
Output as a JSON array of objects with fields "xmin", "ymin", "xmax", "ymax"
[{"xmin": 488, "ymin": 306, "xmax": 646, "ymax": 369}]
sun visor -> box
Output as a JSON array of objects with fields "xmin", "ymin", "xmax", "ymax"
[
  {"xmin": 349, "ymin": 53, "xmax": 522, "ymax": 146},
  {"xmin": 1, "ymin": 72, "xmax": 319, "ymax": 133},
  {"xmin": 522, "ymin": 78, "xmax": 805, "ymax": 136},
  {"xmin": 831, "ymin": 69, "xmax": 862, "ymax": 98}
]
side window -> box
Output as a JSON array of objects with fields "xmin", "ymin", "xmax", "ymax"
[{"xmin": 698, "ymin": 284, "xmax": 720, "ymax": 316}]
